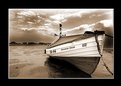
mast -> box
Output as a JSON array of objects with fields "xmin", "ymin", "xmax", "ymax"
[{"xmin": 59, "ymin": 23, "xmax": 62, "ymax": 37}]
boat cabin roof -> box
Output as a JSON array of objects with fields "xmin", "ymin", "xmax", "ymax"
[{"xmin": 47, "ymin": 31, "xmax": 105, "ymax": 48}]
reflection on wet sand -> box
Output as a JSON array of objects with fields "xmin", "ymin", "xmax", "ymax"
[{"xmin": 45, "ymin": 57, "xmax": 91, "ymax": 78}]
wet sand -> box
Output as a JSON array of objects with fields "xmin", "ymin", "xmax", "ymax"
[
  {"xmin": 92, "ymin": 49, "xmax": 114, "ymax": 78},
  {"xmin": 9, "ymin": 45, "xmax": 114, "ymax": 79}
]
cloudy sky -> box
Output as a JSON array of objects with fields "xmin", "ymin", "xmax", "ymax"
[{"xmin": 9, "ymin": 9, "xmax": 113, "ymax": 43}]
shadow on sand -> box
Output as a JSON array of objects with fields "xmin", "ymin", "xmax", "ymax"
[{"xmin": 45, "ymin": 57, "xmax": 91, "ymax": 78}]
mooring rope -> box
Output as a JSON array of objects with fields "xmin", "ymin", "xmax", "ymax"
[
  {"xmin": 101, "ymin": 57, "xmax": 113, "ymax": 75},
  {"xmin": 105, "ymin": 34, "xmax": 113, "ymax": 38},
  {"xmin": 95, "ymin": 33, "xmax": 113, "ymax": 76}
]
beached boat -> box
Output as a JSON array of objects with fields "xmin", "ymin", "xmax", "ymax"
[{"xmin": 45, "ymin": 24, "xmax": 105, "ymax": 75}]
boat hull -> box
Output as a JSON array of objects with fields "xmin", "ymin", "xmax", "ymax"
[
  {"xmin": 46, "ymin": 34, "xmax": 105, "ymax": 57},
  {"xmin": 45, "ymin": 31, "xmax": 105, "ymax": 75},
  {"xmin": 50, "ymin": 56, "xmax": 100, "ymax": 74}
]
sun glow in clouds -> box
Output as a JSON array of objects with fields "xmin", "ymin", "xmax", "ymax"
[{"xmin": 9, "ymin": 9, "xmax": 113, "ymax": 43}]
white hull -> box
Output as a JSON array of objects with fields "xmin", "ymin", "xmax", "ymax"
[{"xmin": 46, "ymin": 34, "xmax": 105, "ymax": 57}]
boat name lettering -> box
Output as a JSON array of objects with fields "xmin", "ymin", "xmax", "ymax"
[
  {"xmin": 50, "ymin": 49, "xmax": 56, "ymax": 53},
  {"xmin": 69, "ymin": 46, "xmax": 75, "ymax": 49},
  {"xmin": 82, "ymin": 43, "xmax": 87, "ymax": 47},
  {"xmin": 61, "ymin": 47, "xmax": 69, "ymax": 50},
  {"xmin": 61, "ymin": 46, "xmax": 75, "ymax": 51}
]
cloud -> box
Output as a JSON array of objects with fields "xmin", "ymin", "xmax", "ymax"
[
  {"xmin": 10, "ymin": 28, "xmax": 56, "ymax": 43},
  {"xmin": 9, "ymin": 9, "xmax": 113, "ymax": 43},
  {"xmin": 62, "ymin": 10, "xmax": 112, "ymax": 29},
  {"xmin": 18, "ymin": 11, "xmax": 36, "ymax": 16},
  {"xmin": 95, "ymin": 19, "xmax": 113, "ymax": 27},
  {"xmin": 61, "ymin": 18, "xmax": 113, "ymax": 37}
]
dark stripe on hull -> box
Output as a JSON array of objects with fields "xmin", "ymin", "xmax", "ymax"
[{"xmin": 50, "ymin": 56, "xmax": 100, "ymax": 75}]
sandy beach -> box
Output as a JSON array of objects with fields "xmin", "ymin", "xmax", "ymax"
[
  {"xmin": 9, "ymin": 45, "xmax": 114, "ymax": 79},
  {"xmin": 92, "ymin": 49, "xmax": 114, "ymax": 78}
]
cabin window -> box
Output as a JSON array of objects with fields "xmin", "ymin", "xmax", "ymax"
[{"xmin": 82, "ymin": 43, "xmax": 87, "ymax": 47}]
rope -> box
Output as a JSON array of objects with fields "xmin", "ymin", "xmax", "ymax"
[
  {"xmin": 101, "ymin": 57, "xmax": 113, "ymax": 75},
  {"xmin": 105, "ymin": 34, "xmax": 113, "ymax": 38},
  {"xmin": 94, "ymin": 33, "xmax": 113, "ymax": 76},
  {"xmin": 95, "ymin": 34, "xmax": 102, "ymax": 56}
]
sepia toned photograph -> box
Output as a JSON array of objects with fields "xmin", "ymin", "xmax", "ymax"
[{"xmin": 8, "ymin": 9, "xmax": 114, "ymax": 79}]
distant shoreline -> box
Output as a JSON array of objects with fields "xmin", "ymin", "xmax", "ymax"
[
  {"xmin": 9, "ymin": 44, "xmax": 49, "ymax": 46},
  {"xmin": 9, "ymin": 42, "xmax": 51, "ymax": 46}
]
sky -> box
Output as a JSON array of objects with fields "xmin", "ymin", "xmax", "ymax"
[{"xmin": 9, "ymin": 9, "xmax": 113, "ymax": 45}]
